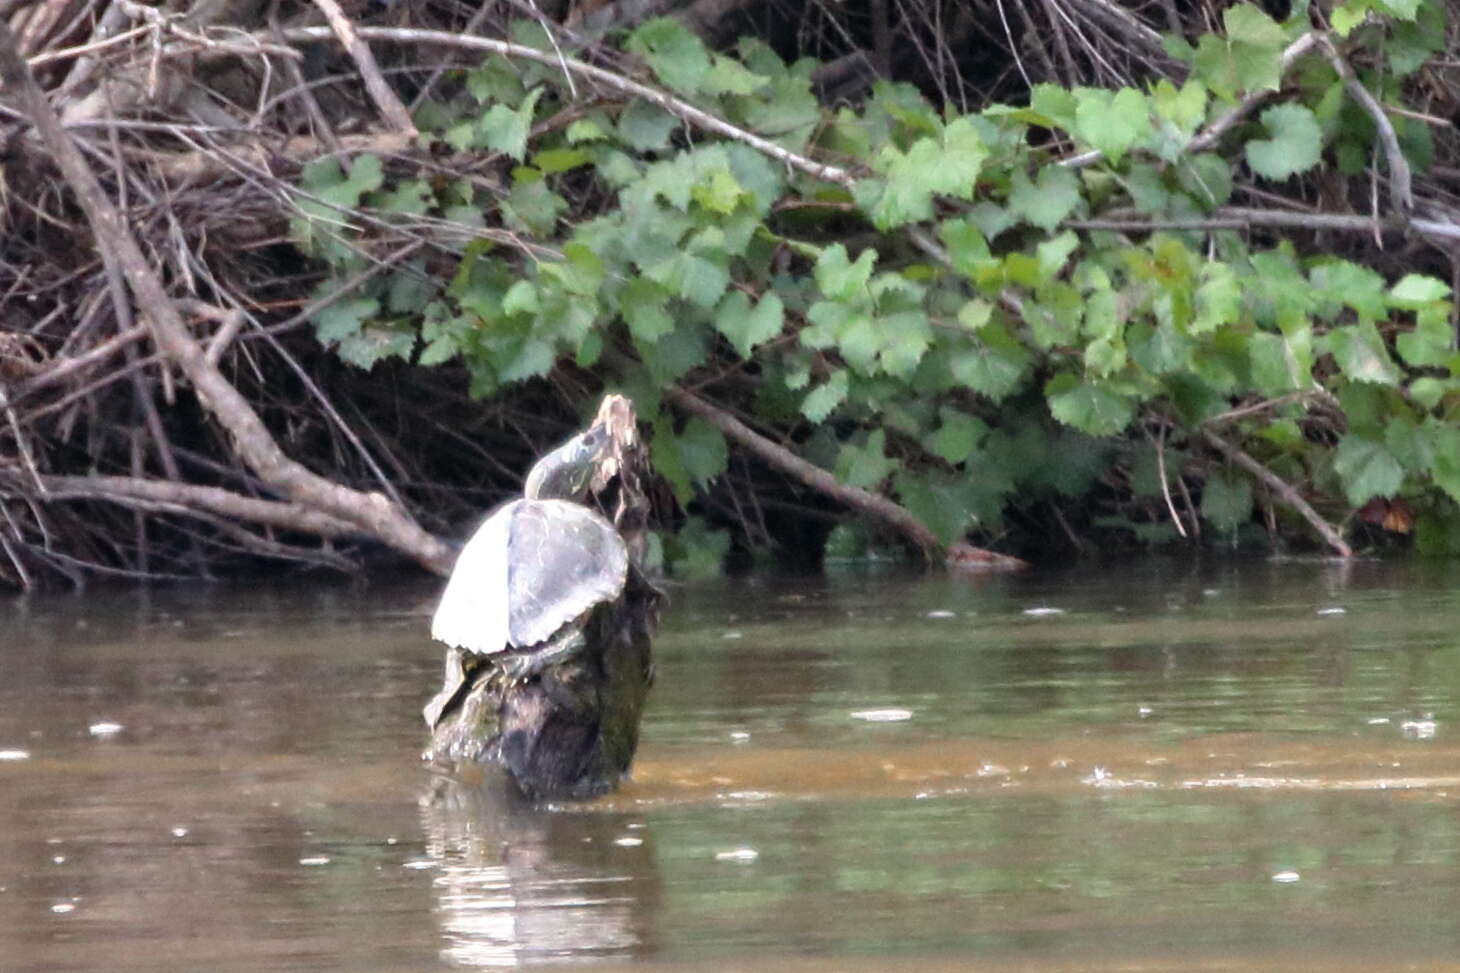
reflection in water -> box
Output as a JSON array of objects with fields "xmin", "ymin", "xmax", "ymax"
[
  {"xmin": 420, "ymin": 770, "xmax": 660, "ymax": 967},
  {"xmin": 3, "ymin": 560, "xmax": 1460, "ymax": 969}
]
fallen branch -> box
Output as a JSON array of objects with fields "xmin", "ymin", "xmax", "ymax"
[
  {"xmin": 1320, "ymin": 34, "xmax": 1412, "ymax": 218},
  {"xmin": 1199, "ymin": 427, "xmax": 1352, "ymax": 558},
  {"xmin": 0, "ymin": 21, "xmax": 454, "ymax": 575},
  {"xmin": 277, "ymin": 25, "xmax": 856, "ymax": 189},
  {"xmin": 1067, "ymin": 205, "xmax": 1460, "ymax": 240},
  {"xmin": 310, "ymin": 0, "xmax": 418, "ymax": 137},
  {"xmin": 17, "ymin": 473, "xmax": 358, "ymax": 537},
  {"xmin": 667, "ymin": 385, "xmax": 1027, "ymax": 569}
]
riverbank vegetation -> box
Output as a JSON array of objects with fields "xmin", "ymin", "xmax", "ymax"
[{"xmin": 0, "ymin": 0, "xmax": 1457, "ymax": 587}]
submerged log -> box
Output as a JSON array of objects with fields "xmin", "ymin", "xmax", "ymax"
[{"xmin": 423, "ymin": 394, "xmax": 661, "ymax": 801}]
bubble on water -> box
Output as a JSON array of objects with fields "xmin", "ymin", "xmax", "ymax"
[
  {"xmin": 614, "ymin": 837, "xmax": 643, "ymax": 847},
  {"xmin": 171, "ymin": 826, "xmax": 189, "ymax": 838},
  {"xmin": 1202, "ymin": 589, "xmax": 1219, "ymax": 597},
  {"xmin": 0, "ymin": 749, "xmax": 29, "ymax": 761},
  {"xmin": 1022, "ymin": 607, "xmax": 1065, "ymax": 617},
  {"xmin": 851, "ymin": 708, "xmax": 913, "ymax": 722},
  {"xmin": 1138, "ymin": 705, "xmax": 1153, "ymax": 718},
  {"xmin": 52, "ymin": 855, "xmax": 66, "ymax": 865},
  {"xmin": 299, "ymin": 856, "xmax": 331, "ymax": 866},
  {"xmin": 926, "ymin": 610, "xmax": 956, "ymax": 619},
  {"xmin": 729, "ymin": 731, "xmax": 751, "ymax": 743},
  {"xmin": 385, "ymin": 837, "xmax": 398, "ymax": 845},
  {"xmin": 51, "ymin": 902, "xmax": 75, "ymax": 914},
  {"xmin": 1272, "ymin": 870, "xmax": 1301, "ymax": 883},
  {"xmin": 722, "ymin": 631, "xmax": 743, "ymax": 640},
  {"xmin": 1401, "ymin": 718, "xmax": 1437, "ymax": 740},
  {"xmin": 976, "ymin": 763, "xmax": 1010, "ymax": 778},
  {"xmin": 402, "ymin": 859, "xmax": 436, "ymax": 870},
  {"xmin": 88, "ymin": 721, "xmax": 123, "ymax": 738},
  {"xmin": 715, "ymin": 848, "xmax": 759, "ymax": 863},
  {"xmin": 1083, "ymin": 767, "xmax": 1110, "ymax": 785},
  {"xmin": 1317, "ymin": 607, "xmax": 1346, "ymax": 616},
  {"xmin": 1367, "ymin": 717, "xmax": 1391, "ymax": 725}
]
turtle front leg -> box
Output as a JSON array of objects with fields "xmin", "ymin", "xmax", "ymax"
[{"xmin": 498, "ymin": 627, "xmax": 587, "ymax": 683}]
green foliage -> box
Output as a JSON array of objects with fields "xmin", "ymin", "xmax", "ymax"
[{"xmin": 293, "ymin": 0, "xmax": 1459, "ymax": 560}]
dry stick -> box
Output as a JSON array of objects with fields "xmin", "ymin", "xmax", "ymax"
[
  {"xmin": 666, "ymin": 386, "xmax": 1029, "ymax": 570},
  {"xmin": 1199, "ymin": 427, "xmax": 1352, "ymax": 558},
  {"xmin": 0, "ymin": 22, "xmax": 454, "ymax": 575},
  {"xmin": 1320, "ymin": 34, "xmax": 1413, "ymax": 217},
  {"xmin": 279, "ymin": 25, "xmax": 857, "ymax": 189},
  {"xmin": 14, "ymin": 324, "xmax": 147, "ymax": 399},
  {"xmin": 1068, "ymin": 206, "xmax": 1460, "ymax": 240},
  {"xmin": 34, "ymin": 474, "xmax": 359, "ymax": 537},
  {"xmin": 310, "ymin": 0, "xmax": 418, "ymax": 137}
]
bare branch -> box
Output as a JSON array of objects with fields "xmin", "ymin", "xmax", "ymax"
[
  {"xmin": 1200, "ymin": 427, "xmax": 1352, "ymax": 558},
  {"xmin": 309, "ymin": 0, "xmax": 418, "ymax": 137}
]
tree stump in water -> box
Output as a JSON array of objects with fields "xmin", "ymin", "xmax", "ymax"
[{"xmin": 423, "ymin": 395, "xmax": 661, "ymax": 800}]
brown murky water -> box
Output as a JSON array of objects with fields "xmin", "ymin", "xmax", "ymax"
[{"xmin": 3, "ymin": 557, "xmax": 1460, "ymax": 970}]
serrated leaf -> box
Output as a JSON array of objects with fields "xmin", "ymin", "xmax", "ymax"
[
  {"xmin": 802, "ymin": 370, "xmax": 849, "ymax": 421},
  {"xmin": 336, "ymin": 325, "xmax": 415, "ymax": 371},
  {"xmin": 622, "ymin": 278, "xmax": 676, "ymax": 343},
  {"xmin": 951, "ymin": 324, "xmax": 1031, "ymax": 401},
  {"xmin": 1326, "ymin": 322, "xmax": 1400, "ymax": 386},
  {"xmin": 314, "ymin": 296, "xmax": 378, "ymax": 344},
  {"xmin": 1200, "ymin": 471, "xmax": 1254, "ymax": 531},
  {"xmin": 479, "ymin": 87, "xmax": 544, "ymax": 161},
  {"xmin": 628, "ymin": 18, "xmax": 711, "ymax": 95},
  {"xmin": 837, "ymin": 429, "xmax": 895, "ymax": 490},
  {"xmin": 715, "ymin": 290, "xmax": 783, "ymax": 357},
  {"xmin": 1193, "ymin": 263, "xmax": 1241, "ymax": 332},
  {"xmin": 678, "ymin": 416, "xmax": 729, "ymax": 485},
  {"xmin": 1390, "ymin": 273, "xmax": 1452, "ymax": 306},
  {"xmin": 1009, "ymin": 166, "xmax": 1081, "ymax": 231},
  {"xmin": 617, "ymin": 100, "xmax": 678, "ymax": 151},
  {"xmin": 705, "ymin": 54, "xmax": 769, "ymax": 95},
  {"xmin": 1395, "ymin": 313, "xmax": 1453, "ymax": 368},
  {"xmin": 1246, "ymin": 104, "xmax": 1323, "ymax": 181},
  {"xmin": 930, "ymin": 409, "xmax": 987, "ymax": 465},
  {"xmin": 501, "ymin": 280, "xmax": 539, "ymax": 317},
  {"xmin": 1333, "ymin": 434, "xmax": 1404, "ymax": 505},
  {"xmin": 815, "ymin": 244, "xmax": 877, "ymax": 301},
  {"xmin": 1073, "ymin": 87, "xmax": 1152, "ymax": 165},
  {"xmin": 1045, "ymin": 373, "xmax": 1136, "ymax": 436}
]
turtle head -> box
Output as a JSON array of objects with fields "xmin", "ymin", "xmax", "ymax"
[{"xmin": 524, "ymin": 423, "xmax": 612, "ymax": 501}]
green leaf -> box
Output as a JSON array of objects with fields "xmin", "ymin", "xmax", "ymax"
[
  {"xmin": 950, "ymin": 324, "xmax": 1031, "ymax": 401},
  {"xmin": 1390, "ymin": 273, "xmax": 1452, "ymax": 306},
  {"xmin": 1333, "ymin": 434, "xmax": 1404, "ymax": 505},
  {"xmin": 1395, "ymin": 312, "xmax": 1453, "ymax": 368},
  {"xmin": 815, "ymin": 244, "xmax": 877, "ymax": 301},
  {"xmin": 479, "ymin": 87, "xmax": 544, "ymax": 161},
  {"xmin": 1045, "ymin": 373, "xmax": 1136, "ymax": 436},
  {"xmin": 644, "ymin": 248, "xmax": 729, "ymax": 308},
  {"xmin": 617, "ymin": 100, "xmax": 678, "ymax": 151},
  {"xmin": 1326, "ymin": 322, "xmax": 1401, "ymax": 386},
  {"xmin": 930, "ymin": 409, "xmax": 987, "ymax": 465},
  {"xmin": 1246, "ymin": 104, "xmax": 1323, "ymax": 181},
  {"xmin": 677, "ymin": 416, "xmax": 729, "ymax": 485},
  {"xmin": 802, "ymin": 370, "xmax": 849, "ymax": 421},
  {"xmin": 1009, "ymin": 166, "xmax": 1081, "ymax": 232},
  {"xmin": 1192, "ymin": 4, "xmax": 1285, "ymax": 98},
  {"xmin": 336, "ymin": 325, "xmax": 415, "ymax": 371},
  {"xmin": 314, "ymin": 296, "xmax": 378, "ymax": 344},
  {"xmin": 715, "ymin": 290, "xmax": 784, "ymax": 358},
  {"xmin": 1200, "ymin": 471, "xmax": 1253, "ymax": 531},
  {"xmin": 837, "ymin": 429, "xmax": 895, "ymax": 490},
  {"xmin": 1073, "ymin": 87, "xmax": 1152, "ymax": 165},
  {"xmin": 622, "ymin": 278, "xmax": 676, "ymax": 344},
  {"xmin": 1193, "ymin": 263, "xmax": 1242, "ymax": 333},
  {"xmin": 704, "ymin": 54, "xmax": 769, "ymax": 95},
  {"xmin": 627, "ymin": 18, "xmax": 711, "ymax": 95}
]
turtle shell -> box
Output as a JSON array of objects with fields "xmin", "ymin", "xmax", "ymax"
[{"xmin": 431, "ymin": 498, "xmax": 629, "ymax": 655}]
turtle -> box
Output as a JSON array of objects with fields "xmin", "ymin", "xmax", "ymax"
[{"xmin": 423, "ymin": 421, "xmax": 630, "ymax": 731}]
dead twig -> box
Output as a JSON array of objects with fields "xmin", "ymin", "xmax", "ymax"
[
  {"xmin": 1199, "ymin": 427, "xmax": 1352, "ymax": 558},
  {"xmin": 309, "ymin": 0, "xmax": 418, "ymax": 137}
]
